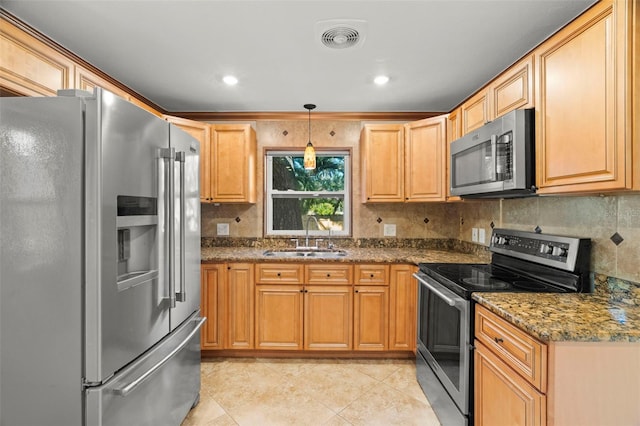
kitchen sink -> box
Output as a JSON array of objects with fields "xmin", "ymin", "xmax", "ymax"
[{"xmin": 262, "ymin": 249, "xmax": 348, "ymax": 258}]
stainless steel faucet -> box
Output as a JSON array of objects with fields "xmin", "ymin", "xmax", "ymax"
[{"xmin": 304, "ymin": 215, "xmax": 320, "ymax": 248}]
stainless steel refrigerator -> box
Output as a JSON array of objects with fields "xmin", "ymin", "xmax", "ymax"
[{"xmin": 0, "ymin": 88, "xmax": 204, "ymax": 426}]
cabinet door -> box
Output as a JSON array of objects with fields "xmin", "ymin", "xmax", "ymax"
[
  {"xmin": 535, "ymin": 0, "xmax": 632, "ymax": 193},
  {"xmin": 354, "ymin": 286, "xmax": 388, "ymax": 351},
  {"xmin": 389, "ymin": 265, "xmax": 417, "ymax": 351},
  {"xmin": 475, "ymin": 341, "xmax": 546, "ymax": 426},
  {"xmin": 255, "ymin": 285, "xmax": 303, "ymax": 350},
  {"xmin": 491, "ymin": 55, "xmax": 534, "ymax": 119},
  {"xmin": 226, "ymin": 263, "xmax": 254, "ymax": 349},
  {"xmin": 200, "ymin": 264, "xmax": 225, "ymax": 349},
  {"xmin": 165, "ymin": 116, "xmax": 211, "ymax": 202},
  {"xmin": 304, "ymin": 285, "xmax": 353, "ymax": 350},
  {"xmin": 0, "ymin": 18, "xmax": 74, "ymax": 96},
  {"xmin": 75, "ymin": 65, "xmax": 130, "ymax": 100},
  {"xmin": 461, "ymin": 90, "xmax": 489, "ymax": 135},
  {"xmin": 446, "ymin": 109, "xmax": 462, "ymax": 202},
  {"xmin": 404, "ymin": 116, "xmax": 447, "ymax": 202},
  {"xmin": 360, "ymin": 124, "xmax": 405, "ymax": 202},
  {"xmin": 211, "ymin": 124, "xmax": 257, "ymax": 203}
]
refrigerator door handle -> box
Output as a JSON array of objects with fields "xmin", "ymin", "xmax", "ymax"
[
  {"xmin": 112, "ymin": 317, "xmax": 206, "ymax": 397},
  {"xmin": 176, "ymin": 151, "xmax": 187, "ymax": 302},
  {"xmin": 161, "ymin": 147, "xmax": 176, "ymax": 308}
]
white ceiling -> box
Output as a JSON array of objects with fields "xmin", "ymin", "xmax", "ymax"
[{"xmin": 3, "ymin": 0, "xmax": 597, "ymax": 113}]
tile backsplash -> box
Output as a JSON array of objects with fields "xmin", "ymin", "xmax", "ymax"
[{"xmin": 201, "ymin": 119, "xmax": 640, "ymax": 283}]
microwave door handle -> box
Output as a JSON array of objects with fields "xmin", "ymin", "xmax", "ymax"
[
  {"xmin": 161, "ymin": 147, "xmax": 176, "ymax": 308},
  {"xmin": 176, "ymin": 151, "xmax": 187, "ymax": 302},
  {"xmin": 490, "ymin": 134, "xmax": 498, "ymax": 181}
]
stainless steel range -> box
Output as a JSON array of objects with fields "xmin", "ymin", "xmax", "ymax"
[{"xmin": 413, "ymin": 228, "xmax": 591, "ymax": 426}]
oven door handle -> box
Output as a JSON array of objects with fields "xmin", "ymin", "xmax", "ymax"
[{"xmin": 413, "ymin": 273, "xmax": 457, "ymax": 307}]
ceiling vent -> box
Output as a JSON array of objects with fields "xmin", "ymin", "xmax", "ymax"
[{"xmin": 316, "ymin": 19, "xmax": 367, "ymax": 50}]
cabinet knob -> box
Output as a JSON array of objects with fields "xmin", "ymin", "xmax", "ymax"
[
  {"xmin": 326, "ymin": 274, "xmax": 331, "ymax": 277},
  {"xmin": 355, "ymin": 290, "xmax": 359, "ymax": 293},
  {"xmin": 370, "ymin": 274, "xmax": 374, "ymax": 278},
  {"xmin": 494, "ymin": 337, "xmax": 504, "ymax": 344},
  {"xmin": 227, "ymin": 266, "xmax": 231, "ymax": 270},
  {"xmin": 277, "ymin": 273, "xmax": 281, "ymax": 277}
]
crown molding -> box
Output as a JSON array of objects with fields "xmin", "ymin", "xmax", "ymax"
[{"xmin": 174, "ymin": 111, "xmax": 442, "ymax": 121}]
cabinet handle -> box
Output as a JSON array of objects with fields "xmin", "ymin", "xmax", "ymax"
[
  {"xmin": 355, "ymin": 290, "xmax": 359, "ymax": 293},
  {"xmin": 370, "ymin": 274, "xmax": 374, "ymax": 278},
  {"xmin": 300, "ymin": 289, "xmax": 304, "ymax": 293},
  {"xmin": 277, "ymin": 273, "xmax": 281, "ymax": 277},
  {"xmin": 227, "ymin": 266, "xmax": 231, "ymax": 270},
  {"xmin": 326, "ymin": 274, "xmax": 331, "ymax": 278},
  {"xmin": 494, "ymin": 337, "xmax": 504, "ymax": 344},
  {"xmin": 304, "ymin": 289, "xmax": 308, "ymax": 293}
]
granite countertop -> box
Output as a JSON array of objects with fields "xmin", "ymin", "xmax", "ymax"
[
  {"xmin": 201, "ymin": 246, "xmax": 487, "ymax": 265},
  {"xmin": 473, "ymin": 287, "xmax": 640, "ymax": 343}
]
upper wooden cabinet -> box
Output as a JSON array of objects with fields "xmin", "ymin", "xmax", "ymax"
[
  {"xmin": 404, "ymin": 116, "xmax": 447, "ymax": 202},
  {"xmin": 461, "ymin": 90, "xmax": 489, "ymax": 135},
  {"xmin": 460, "ymin": 54, "xmax": 534, "ymax": 137},
  {"xmin": 75, "ymin": 64, "xmax": 130, "ymax": 100},
  {"xmin": 535, "ymin": 0, "xmax": 639, "ymax": 194},
  {"xmin": 360, "ymin": 124, "xmax": 405, "ymax": 202},
  {"xmin": 491, "ymin": 55, "xmax": 534, "ymax": 119},
  {"xmin": 0, "ymin": 18, "xmax": 74, "ymax": 96},
  {"xmin": 361, "ymin": 118, "xmax": 447, "ymax": 203},
  {"xmin": 165, "ymin": 116, "xmax": 211, "ymax": 202},
  {"xmin": 210, "ymin": 124, "xmax": 257, "ymax": 203}
]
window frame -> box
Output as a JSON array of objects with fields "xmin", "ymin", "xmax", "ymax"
[{"xmin": 264, "ymin": 149, "xmax": 351, "ymax": 237}]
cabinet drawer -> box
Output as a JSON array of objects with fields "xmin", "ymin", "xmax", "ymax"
[
  {"xmin": 305, "ymin": 264, "xmax": 353, "ymax": 285},
  {"xmin": 354, "ymin": 264, "xmax": 389, "ymax": 285},
  {"xmin": 255, "ymin": 263, "xmax": 304, "ymax": 284},
  {"xmin": 475, "ymin": 305, "xmax": 547, "ymax": 392}
]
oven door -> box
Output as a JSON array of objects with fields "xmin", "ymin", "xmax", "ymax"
[{"xmin": 414, "ymin": 272, "xmax": 471, "ymax": 419}]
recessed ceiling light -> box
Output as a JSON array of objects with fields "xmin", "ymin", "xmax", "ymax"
[
  {"xmin": 374, "ymin": 75, "xmax": 389, "ymax": 85},
  {"xmin": 223, "ymin": 75, "xmax": 238, "ymax": 85}
]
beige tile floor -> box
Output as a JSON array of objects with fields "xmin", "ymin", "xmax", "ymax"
[{"xmin": 181, "ymin": 357, "xmax": 441, "ymax": 426}]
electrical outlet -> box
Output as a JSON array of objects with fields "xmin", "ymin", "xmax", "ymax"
[
  {"xmin": 472, "ymin": 228, "xmax": 479, "ymax": 242},
  {"xmin": 479, "ymin": 228, "xmax": 486, "ymax": 244},
  {"xmin": 217, "ymin": 223, "xmax": 229, "ymax": 236},
  {"xmin": 383, "ymin": 224, "xmax": 396, "ymax": 237}
]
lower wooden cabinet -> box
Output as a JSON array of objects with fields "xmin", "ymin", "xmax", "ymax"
[
  {"xmin": 475, "ymin": 340, "xmax": 546, "ymax": 426},
  {"xmin": 389, "ymin": 264, "xmax": 417, "ymax": 351},
  {"xmin": 200, "ymin": 262, "xmax": 254, "ymax": 350},
  {"xmin": 353, "ymin": 285, "xmax": 388, "ymax": 350},
  {"xmin": 203, "ymin": 261, "xmax": 417, "ymax": 354},
  {"xmin": 305, "ymin": 285, "xmax": 353, "ymax": 350},
  {"xmin": 200, "ymin": 263, "xmax": 225, "ymax": 349}
]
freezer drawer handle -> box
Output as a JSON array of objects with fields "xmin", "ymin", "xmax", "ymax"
[{"xmin": 113, "ymin": 316, "xmax": 206, "ymax": 397}]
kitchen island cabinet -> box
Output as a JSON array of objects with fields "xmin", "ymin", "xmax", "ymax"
[{"xmin": 535, "ymin": 0, "xmax": 640, "ymax": 194}]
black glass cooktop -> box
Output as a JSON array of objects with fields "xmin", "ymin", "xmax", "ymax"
[{"xmin": 419, "ymin": 263, "xmax": 569, "ymax": 299}]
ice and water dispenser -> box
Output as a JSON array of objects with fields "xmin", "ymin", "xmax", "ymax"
[{"xmin": 116, "ymin": 195, "xmax": 159, "ymax": 291}]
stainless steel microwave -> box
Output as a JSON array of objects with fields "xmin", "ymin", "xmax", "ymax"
[{"xmin": 450, "ymin": 108, "xmax": 535, "ymax": 198}]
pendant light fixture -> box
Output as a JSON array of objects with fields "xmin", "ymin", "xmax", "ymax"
[{"xmin": 303, "ymin": 103, "xmax": 316, "ymax": 170}]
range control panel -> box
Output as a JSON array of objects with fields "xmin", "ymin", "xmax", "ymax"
[{"xmin": 490, "ymin": 228, "xmax": 591, "ymax": 272}]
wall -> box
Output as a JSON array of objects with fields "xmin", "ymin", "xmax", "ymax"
[
  {"xmin": 201, "ymin": 119, "xmax": 640, "ymax": 283},
  {"xmin": 457, "ymin": 195, "xmax": 640, "ymax": 282},
  {"xmin": 201, "ymin": 119, "xmax": 460, "ymax": 241}
]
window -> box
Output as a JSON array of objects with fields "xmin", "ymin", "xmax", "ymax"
[{"xmin": 265, "ymin": 150, "xmax": 350, "ymax": 237}]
